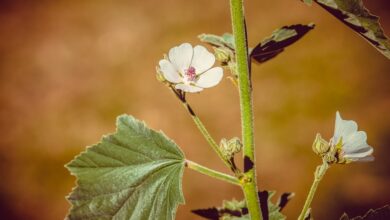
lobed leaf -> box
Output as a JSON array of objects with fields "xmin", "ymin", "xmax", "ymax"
[{"xmin": 65, "ymin": 114, "xmax": 185, "ymax": 220}]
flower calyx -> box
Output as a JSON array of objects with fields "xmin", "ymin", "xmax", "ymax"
[{"xmin": 312, "ymin": 133, "xmax": 330, "ymax": 156}]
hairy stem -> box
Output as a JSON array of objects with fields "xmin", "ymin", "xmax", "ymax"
[
  {"xmin": 185, "ymin": 159, "xmax": 240, "ymax": 186},
  {"xmin": 230, "ymin": 0, "xmax": 262, "ymax": 219},
  {"xmin": 298, "ymin": 161, "xmax": 329, "ymax": 220}
]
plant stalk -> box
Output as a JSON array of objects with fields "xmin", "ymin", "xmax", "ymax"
[
  {"xmin": 298, "ymin": 161, "xmax": 329, "ymax": 220},
  {"xmin": 186, "ymin": 159, "xmax": 240, "ymax": 186},
  {"xmin": 229, "ymin": 0, "xmax": 262, "ymax": 219},
  {"xmin": 169, "ymin": 87, "xmax": 239, "ymax": 174}
]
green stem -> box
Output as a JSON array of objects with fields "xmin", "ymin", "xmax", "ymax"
[
  {"xmin": 186, "ymin": 159, "xmax": 240, "ymax": 186},
  {"xmin": 298, "ymin": 161, "xmax": 329, "ymax": 220},
  {"xmin": 189, "ymin": 112, "xmax": 226, "ymax": 165},
  {"xmin": 170, "ymin": 87, "xmax": 239, "ymax": 174},
  {"xmin": 230, "ymin": 0, "xmax": 262, "ymax": 219}
]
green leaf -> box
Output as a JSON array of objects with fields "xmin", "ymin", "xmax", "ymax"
[
  {"xmin": 259, "ymin": 191, "xmax": 286, "ymax": 220},
  {"xmin": 192, "ymin": 191, "xmax": 291, "ymax": 220},
  {"xmin": 302, "ymin": 0, "xmax": 313, "ymax": 6},
  {"xmin": 313, "ymin": 0, "xmax": 390, "ymax": 59},
  {"xmin": 339, "ymin": 205, "xmax": 390, "ymax": 220},
  {"xmin": 65, "ymin": 114, "xmax": 185, "ymax": 220},
  {"xmin": 198, "ymin": 33, "xmax": 235, "ymax": 50},
  {"xmin": 250, "ymin": 24, "xmax": 315, "ymax": 63},
  {"xmin": 199, "ymin": 25, "xmax": 314, "ymax": 65}
]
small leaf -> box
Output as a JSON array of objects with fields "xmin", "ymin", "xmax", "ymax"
[
  {"xmin": 199, "ymin": 33, "xmax": 235, "ymax": 50},
  {"xmin": 66, "ymin": 115, "xmax": 185, "ymax": 220},
  {"xmin": 339, "ymin": 205, "xmax": 390, "ymax": 220},
  {"xmin": 192, "ymin": 208, "xmax": 220, "ymax": 220},
  {"xmin": 277, "ymin": 192, "xmax": 295, "ymax": 211},
  {"xmin": 222, "ymin": 33, "xmax": 235, "ymax": 50},
  {"xmin": 192, "ymin": 191, "xmax": 290, "ymax": 220},
  {"xmin": 304, "ymin": 208, "xmax": 312, "ymax": 220},
  {"xmin": 250, "ymin": 24, "xmax": 315, "ymax": 63},
  {"xmin": 313, "ymin": 0, "xmax": 390, "ymax": 59},
  {"xmin": 259, "ymin": 191, "xmax": 286, "ymax": 220},
  {"xmin": 340, "ymin": 213, "xmax": 350, "ymax": 220},
  {"xmin": 302, "ymin": 0, "xmax": 313, "ymax": 6}
]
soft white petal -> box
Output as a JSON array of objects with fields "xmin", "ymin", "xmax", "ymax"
[
  {"xmin": 191, "ymin": 45, "xmax": 215, "ymax": 74},
  {"xmin": 175, "ymin": 84, "xmax": 203, "ymax": 93},
  {"xmin": 334, "ymin": 111, "xmax": 358, "ymax": 142},
  {"xmin": 169, "ymin": 43, "xmax": 193, "ymax": 73},
  {"xmin": 343, "ymin": 143, "xmax": 371, "ymax": 154},
  {"xmin": 195, "ymin": 67, "xmax": 223, "ymax": 88},
  {"xmin": 344, "ymin": 145, "xmax": 373, "ymax": 158},
  {"xmin": 354, "ymin": 155, "xmax": 375, "ymax": 162},
  {"xmin": 343, "ymin": 131, "xmax": 367, "ymax": 150},
  {"xmin": 159, "ymin": 59, "xmax": 182, "ymax": 83}
]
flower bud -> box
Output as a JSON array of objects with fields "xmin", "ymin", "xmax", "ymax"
[
  {"xmin": 220, "ymin": 137, "xmax": 242, "ymax": 159},
  {"xmin": 227, "ymin": 137, "xmax": 242, "ymax": 154},
  {"xmin": 214, "ymin": 47, "xmax": 232, "ymax": 64},
  {"xmin": 312, "ymin": 133, "xmax": 330, "ymax": 156}
]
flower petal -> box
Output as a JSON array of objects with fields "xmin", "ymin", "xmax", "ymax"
[
  {"xmin": 344, "ymin": 145, "xmax": 373, "ymax": 159},
  {"xmin": 175, "ymin": 84, "xmax": 203, "ymax": 93},
  {"xmin": 354, "ymin": 155, "xmax": 374, "ymax": 162},
  {"xmin": 159, "ymin": 59, "xmax": 182, "ymax": 83},
  {"xmin": 334, "ymin": 111, "xmax": 358, "ymax": 142},
  {"xmin": 169, "ymin": 43, "xmax": 193, "ymax": 73},
  {"xmin": 191, "ymin": 45, "xmax": 215, "ymax": 74},
  {"xmin": 195, "ymin": 67, "xmax": 223, "ymax": 88},
  {"xmin": 343, "ymin": 131, "xmax": 367, "ymax": 151}
]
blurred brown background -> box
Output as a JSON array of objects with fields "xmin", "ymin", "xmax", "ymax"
[{"xmin": 0, "ymin": 0, "xmax": 389, "ymax": 219}]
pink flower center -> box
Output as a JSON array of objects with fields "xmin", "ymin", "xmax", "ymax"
[{"xmin": 184, "ymin": 66, "xmax": 196, "ymax": 82}]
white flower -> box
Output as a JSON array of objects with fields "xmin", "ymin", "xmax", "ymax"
[
  {"xmin": 331, "ymin": 111, "xmax": 374, "ymax": 163},
  {"xmin": 158, "ymin": 43, "xmax": 223, "ymax": 93}
]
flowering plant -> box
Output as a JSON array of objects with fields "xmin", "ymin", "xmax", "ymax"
[{"xmin": 65, "ymin": 0, "xmax": 389, "ymax": 219}]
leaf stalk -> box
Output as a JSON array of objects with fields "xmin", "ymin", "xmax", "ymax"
[{"xmin": 185, "ymin": 159, "xmax": 240, "ymax": 186}]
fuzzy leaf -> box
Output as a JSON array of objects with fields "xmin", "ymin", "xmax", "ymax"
[
  {"xmin": 302, "ymin": 0, "xmax": 313, "ymax": 6},
  {"xmin": 277, "ymin": 192, "xmax": 295, "ymax": 211},
  {"xmin": 250, "ymin": 24, "xmax": 315, "ymax": 63},
  {"xmin": 65, "ymin": 115, "xmax": 185, "ymax": 220},
  {"xmin": 340, "ymin": 205, "xmax": 390, "ymax": 220},
  {"xmin": 192, "ymin": 191, "xmax": 290, "ymax": 220},
  {"xmin": 199, "ymin": 33, "xmax": 235, "ymax": 50},
  {"xmin": 313, "ymin": 0, "xmax": 390, "ymax": 59}
]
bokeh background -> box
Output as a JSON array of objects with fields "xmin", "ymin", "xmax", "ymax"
[{"xmin": 0, "ymin": 0, "xmax": 389, "ymax": 219}]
